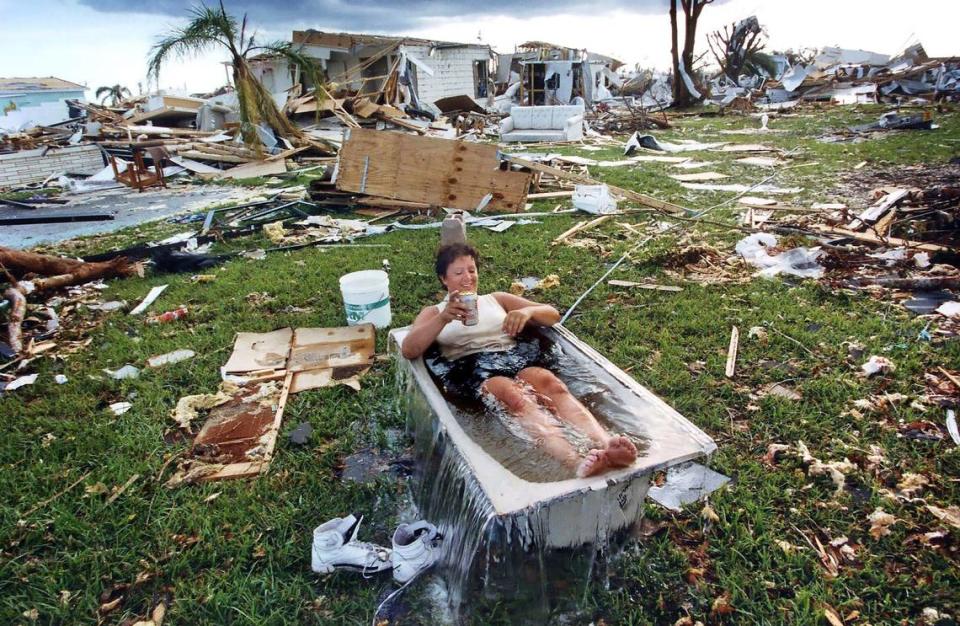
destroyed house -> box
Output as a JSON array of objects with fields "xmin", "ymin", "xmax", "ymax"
[
  {"xmin": 497, "ymin": 41, "xmax": 623, "ymax": 106},
  {"xmin": 0, "ymin": 77, "xmax": 86, "ymax": 133},
  {"xmin": 252, "ymin": 30, "xmax": 493, "ymax": 109}
]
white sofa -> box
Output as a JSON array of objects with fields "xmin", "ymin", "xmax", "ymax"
[{"xmin": 499, "ymin": 105, "xmax": 584, "ymax": 143}]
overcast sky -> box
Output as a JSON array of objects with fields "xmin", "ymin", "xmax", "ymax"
[{"xmin": 0, "ymin": 0, "xmax": 954, "ymax": 97}]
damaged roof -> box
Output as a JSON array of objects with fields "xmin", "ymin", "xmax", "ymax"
[
  {"xmin": 515, "ymin": 40, "xmax": 623, "ymax": 68},
  {"xmin": 292, "ymin": 30, "xmax": 488, "ymax": 51},
  {"xmin": 0, "ymin": 77, "xmax": 86, "ymax": 93}
]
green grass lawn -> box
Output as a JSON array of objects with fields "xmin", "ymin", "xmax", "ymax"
[{"xmin": 2, "ymin": 105, "xmax": 959, "ymax": 625}]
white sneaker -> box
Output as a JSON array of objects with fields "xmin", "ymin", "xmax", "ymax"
[
  {"xmin": 391, "ymin": 521, "xmax": 443, "ymax": 583},
  {"xmin": 311, "ymin": 514, "xmax": 392, "ymax": 575}
]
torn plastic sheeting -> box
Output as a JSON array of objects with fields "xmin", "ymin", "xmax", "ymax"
[
  {"xmin": 624, "ymin": 132, "xmax": 725, "ymax": 155},
  {"xmin": 677, "ymin": 58, "xmax": 703, "ymax": 100},
  {"xmin": 735, "ymin": 233, "xmax": 824, "ymax": 279},
  {"xmin": 647, "ymin": 462, "xmax": 730, "ymax": 512},
  {"xmin": 1, "ymin": 373, "xmax": 38, "ymax": 392}
]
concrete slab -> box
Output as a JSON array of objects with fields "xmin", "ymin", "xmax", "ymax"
[{"xmin": 0, "ymin": 185, "xmax": 269, "ymax": 249}]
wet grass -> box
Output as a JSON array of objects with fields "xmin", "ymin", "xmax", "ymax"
[{"xmin": 1, "ymin": 105, "xmax": 959, "ymax": 625}]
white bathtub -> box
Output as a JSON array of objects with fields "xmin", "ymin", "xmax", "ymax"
[{"xmin": 390, "ymin": 324, "xmax": 716, "ymax": 549}]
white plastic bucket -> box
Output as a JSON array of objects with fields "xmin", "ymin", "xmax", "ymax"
[{"xmin": 339, "ymin": 270, "xmax": 392, "ymax": 328}]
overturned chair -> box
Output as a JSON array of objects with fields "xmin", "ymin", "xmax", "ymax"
[
  {"xmin": 109, "ymin": 145, "xmax": 168, "ymax": 192},
  {"xmin": 499, "ymin": 104, "xmax": 585, "ymax": 143}
]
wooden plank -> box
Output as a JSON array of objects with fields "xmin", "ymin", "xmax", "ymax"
[
  {"xmin": 506, "ymin": 155, "xmax": 687, "ymax": 214},
  {"xmin": 872, "ymin": 207, "xmax": 897, "ymax": 237},
  {"xmin": 337, "ymin": 128, "xmax": 530, "ymax": 213},
  {"xmin": 553, "ymin": 220, "xmax": 588, "ymax": 245},
  {"xmin": 215, "ymin": 159, "xmax": 287, "ymax": 180},
  {"xmin": 608, "ymin": 280, "xmax": 683, "ymax": 292},
  {"xmin": 528, "ymin": 191, "xmax": 575, "ymax": 199},
  {"xmin": 725, "ymin": 326, "xmax": 739, "ymax": 379},
  {"xmin": 179, "ymin": 150, "xmax": 248, "ymax": 164},
  {"xmin": 552, "ymin": 215, "xmax": 611, "ymax": 245},
  {"xmin": 846, "ymin": 188, "xmax": 908, "ymax": 230},
  {"xmin": 809, "ymin": 224, "xmax": 951, "ymax": 253}
]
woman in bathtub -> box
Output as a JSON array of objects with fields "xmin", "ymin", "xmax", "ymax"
[{"xmin": 401, "ymin": 243, "xmax": 637, "ymax": 478}]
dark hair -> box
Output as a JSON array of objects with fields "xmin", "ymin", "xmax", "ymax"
[{"xmin": 435, "ymin": 243, "xmax": 479, "ymax": 285}]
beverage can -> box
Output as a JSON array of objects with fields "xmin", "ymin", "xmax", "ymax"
[
  {"xmin": 147, "ymin": 306, "xmax": 188, "ymax": 324},
  {"xmin": 459, "ymin": 292, "xmax": 479, "ymax": 326}
]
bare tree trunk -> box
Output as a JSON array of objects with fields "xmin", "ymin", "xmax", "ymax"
[
  {"xmin": 0, "ymin": 247, "xmax": 137, "ymax": 282},
  {"xmin": 671, "ymin": 0, "xmax": 710, "ymax": 107},
  {"xmin": 670, "ymin": 0, "xmax": 681, "ymax": 104}
]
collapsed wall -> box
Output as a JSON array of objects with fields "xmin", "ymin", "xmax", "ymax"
[{"xmin": 0, "ymin": 144, "xmax": 104, "ymax": 188}]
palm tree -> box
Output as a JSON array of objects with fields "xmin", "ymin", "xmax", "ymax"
[
  {"xmin": 147, "ymin": 1, "xmax": 323, "ymax": 153},
  {"xmin": 96, "ymin": 84, "xmax": 131, "ymax": 107}
]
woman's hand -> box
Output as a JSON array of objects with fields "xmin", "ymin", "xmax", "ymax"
[
  {"xmin": 439, "ymin": 291, "xmax": 471, "ymax": 324},
  {"xmin": 502, "ymin": 308, "xmax": 533, "ymax": 336}
]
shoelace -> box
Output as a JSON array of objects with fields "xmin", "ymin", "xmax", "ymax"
[{"xmin": 349, "ymin": 540, "xmax": 391, "ymax": 579}]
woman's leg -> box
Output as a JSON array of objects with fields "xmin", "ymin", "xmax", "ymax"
[
  {"xmin": 480, "ymin": 376, "xmax": 582, "ymax": 469},
  {"xmin": 516, "ymin": 367, "xmax": 637, "ymax": 468}
]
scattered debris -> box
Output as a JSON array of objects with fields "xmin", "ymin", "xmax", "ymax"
[
  {"xmin": 926, "ymin": 504, "xmax": 960, "ymax": 530},
  {"xmin": 105, "ymin": 365, "xmax": 140, "ymax": 380},
  {"xmin": 647, "ymin": 462, "xmax": 731, "ymax": 511},
  {"xmin": 868, "ymin": 508, "xmax": 898, "ymax": 539},
  {"xmin": 109, "ymin": 402, "xmax": 133, "ymax": 416},
  {"xmin": 861, "ymin": 356, "xmax": 896, "ymax": 377},
  {"xmin": 130, "ymin": 285, "xmax": 168, "ymax": 316},
  {"xmin": 2, "ymin": 373, "xmax": 38, "ymax": 392},
  {"xmin": 289, "ymin": 422, "xmax": 314, "ymax": 445},
  {"xmin": 147, "ymin": 349, "xmax": 196, "ymax": 368}
]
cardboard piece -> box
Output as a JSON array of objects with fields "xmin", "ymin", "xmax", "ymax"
[{"xmin": 223, "ymin": 328, "xmax": 293, "ymax": 374}]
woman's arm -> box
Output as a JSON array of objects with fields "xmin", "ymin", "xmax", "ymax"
[
  {"xmin": 492, "ymin": 292, "xmax": 561, "ymax": 336},
  {"xmin": 401, "ymin": 298, "xmax": 470, "ymax": 359}
]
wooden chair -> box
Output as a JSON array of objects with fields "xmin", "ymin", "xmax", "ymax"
[{"xmin": 110, "ymin": 147, "xmax": 166, "ymax": 192}]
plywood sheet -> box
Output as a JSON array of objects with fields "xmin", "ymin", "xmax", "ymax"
[{"xmin": 336, "ymin": 128, "xmax": 530, "ymax": 213}]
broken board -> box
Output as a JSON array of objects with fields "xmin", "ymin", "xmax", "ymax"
[
  {"xmin": 336, "ymin": 128, "xmax": 531, "ymax": 213},
  {"xmin": 170, "ymin": 375, "xmax": 292, "ymax": 484},
  {"xmin": 289, "ymin": 325, "xmax": 375, "ymax": 393},
  {"xmin": 223, "ymin": 328, "xmax": 293, "ymax": 374}
]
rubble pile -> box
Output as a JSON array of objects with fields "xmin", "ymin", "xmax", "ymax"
[{"xmin": 708, "ymin": 41, "xmax": 960, "ymax": 109}]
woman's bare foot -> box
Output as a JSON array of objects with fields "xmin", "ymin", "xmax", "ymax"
[
  {"xmin": 605, "ymin": 436, "xmax": 638, "ymax": 467},
  {"xmin": 577, "ymin": 449, "xmax": 613, "ymax": 477}
]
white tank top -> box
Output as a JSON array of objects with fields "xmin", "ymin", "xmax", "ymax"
[{"xmin": 435, "ymin": 293, "xmax": 516, "ymax": 361}]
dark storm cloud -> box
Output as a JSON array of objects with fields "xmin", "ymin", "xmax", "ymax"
[{"xmin": 76, "ymin": 0, "xmax": 717, "ymax": 33}]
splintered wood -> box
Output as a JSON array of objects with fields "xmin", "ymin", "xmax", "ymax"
[
  {"xmin": 725, "ymin": 326, "xmax": 739, "ymax": 378},
  {"xmin": 167, "ymin": 324, "xmax": 375, "ymax": 486},
  {"xmin": 336, "ymin": 128, "xmax": 531, "ymax": 213}
]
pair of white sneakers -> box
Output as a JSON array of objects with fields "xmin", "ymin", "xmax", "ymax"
[{"xmin": 310, "ymin": 514, "xmax": 443, "ymax": 584}]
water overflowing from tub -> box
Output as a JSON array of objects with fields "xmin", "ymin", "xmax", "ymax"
[
  {"xmin": 391, "ymin": 325, "xmax": 717, "ymax": 623},
  {"xmin": 396, "ymin": 333, "xmax": 645, "ymax": 622}
]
